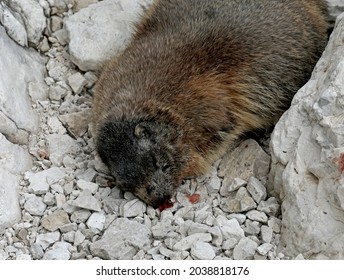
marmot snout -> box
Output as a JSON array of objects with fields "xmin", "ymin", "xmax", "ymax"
[{"xmin": 93, "ymin": 0, "xmax": 330, "ymax": 208}]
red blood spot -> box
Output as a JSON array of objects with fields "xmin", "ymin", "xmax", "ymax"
[
  {"xmin": 334, "ymin": 153, "xmax": 344, "ymax": 174},
  {"xmin": 187, "ymin": 193, "xmax": 200, "ymax": 204},
  {"xmin": 158, "ymin": 198, "xmax": 174, "ymax": 211}
]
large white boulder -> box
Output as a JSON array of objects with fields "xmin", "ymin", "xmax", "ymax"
[
  {"xmin": 0, "ymin": 25, "xmax": 46, "ymax": 232},
  {"xmin": 0, "ymin": 26, "xmax": 46, "ymax": 144},
  {"xmin": 269, "ymin": 13, "xmax": 344, "ymax": 259}
]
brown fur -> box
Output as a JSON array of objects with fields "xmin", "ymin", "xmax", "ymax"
[{"xmin": 93, "ymin": 0, "xmax": 330, "ymax": 207}]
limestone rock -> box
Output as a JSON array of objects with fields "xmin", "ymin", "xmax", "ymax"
[
  {"xmin": 59, "ymin": 109, "xmax": 92, "ymax": 138},
  {"xmin": 0, "ymin": 170, "xmax": 21, "ymax": 232},
  {"xmin": 233, "ymin": 237, "xmax": 258, "ymax": 260},
  {"xmin": 120, "ymin": 199, "xmax": 146, "ymax": 218},
  {"xmin": 86, "ymin": 212, "xmax": 106, "ymax": 233},
  {"xmin": 215, "ymin": 216, "xmax": 245, "ymax": 241},
  {"xmin": 90, "ymin": 218, "xmax": 151, "ymax": 259},
  {"xmin": 0, "ymin": 0, "xmax": 46, "ymax": 46},
  {"xmin": 46, "ymin": 134, "xmax": 81, "ymax": 166},
  {"xmin": 64, "ymin": 0, "xmax": 153, "ymax": 71},
  {"xmin": 70, "ymin": 192, "xmax": 101, "ymax": 212},
  {"xmin": 173, "ymin": 233, "xmax": 212, "ymax": 251},
  {"xmin": 190, "ymin": 241, "xmax": 216, "ymax": 260},
  {"xmin": 43, "ymin": 242, "xmax": 71, "ymax": 260},
  {"xmin": 219, "ymin": 139, "xmax": 271, "ymax": 185},
  {"xmin": 0, "ymin": 134, "xmax": 32, "ymax": 174},
  {"xmin": 27, "ymin": 167, "xmax": 66, "ymax": 195},
  {"xmin": 268, "ymin": 13, "xmax": 344, "ymax": 259},
  {"xmin": 0, "ymin": 26, "xmax": 45, "ymax": 140},
  {"xmin": 41, "ymin": 210, "xmax": 70, "ymax": 232},
  {"xmin": 35, "ymin": 231, "xmax": 61, "ymax": 250},
  {"xmin": 24, "ymin": 195, "xmax": 47, "ymax": 216}
]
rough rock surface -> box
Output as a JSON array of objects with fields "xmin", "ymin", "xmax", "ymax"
[
  {"xmin": 0, "ymin": 0, "xmax": 343, "ymax": 261},
  {"xmin": 269, "ymin": 12, "xmax": 344, "ymax": 259},
  {"xmin": 64, "ymin": 0, "xmax": 153, "ymax": 71},
  {"xmin": 0, "ymin": 26, "xmax": 46, "ymax": 143},
  {"xmin": 0, "ymin": 0, "xmax": 46, "ymax": 46}
]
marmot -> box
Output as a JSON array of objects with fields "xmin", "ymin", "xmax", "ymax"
[{"xmin": 93, "ymin": 0, "xmax": 329, "ymax": 208}]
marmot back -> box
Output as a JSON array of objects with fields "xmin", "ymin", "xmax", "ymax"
[{"xmin": 93, "ymin": 0, "xmax": 329, "ymax": 208}]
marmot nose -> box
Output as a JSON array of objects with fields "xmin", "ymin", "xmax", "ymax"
[{"xmin": 157, "ymin": 196, "xmax": 174, "ymax": 211}]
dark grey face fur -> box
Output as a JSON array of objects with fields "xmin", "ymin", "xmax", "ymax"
[{"xmin": 96, "ymin": 119, "xmax": 182, "ymax": 208}]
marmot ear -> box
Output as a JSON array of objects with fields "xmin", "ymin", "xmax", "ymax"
[{"xmin": 134, "ymin": 123, "xmax": 149, "ymax": 139}]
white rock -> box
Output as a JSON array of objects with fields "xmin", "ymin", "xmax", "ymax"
[
  {"xmin": 0, "ymin": 112, "xmax": 29, "ymax": 145},
  {"xmin": 222, "ymin": 238, "xmax": 238, "ymax": 250},
  {"xmin": 0, "ymin": 4, "xmax": 27, "ymax": 46},
  {"xmin": 35, "ymin": 231, "xmax": 61, "ymax": 250},
  {"xmin": 73, "ymin": 0, "xmax": 99, "ymax": 12},
  {"xmin": 24, "ymin": 195, "xmax": 47, "ymax": 216},
  {"xmin": 0, "ymin": 170, "xmax": 21, "ymax": 232},
  {"xmin": 257, "ymin": 197, "xmax": 279, "ymax": 216},
  {"xmin": 0, "ymin": 133, "xmax": 32, "ymax": 174},
  {"xmin": 28, "ymin": 167, "xmax": 66, "ymax": 195},
  {"xmin": 233, "ymin": 237, "xmax": 258, "ymax": 260},
  {"xmin": 28, "ymin": 81, "xmax": 48, "ymax": 102},
  {"xmin": 219, "ymin": 139, "xmax": 271, "ymax": 182},
  {"xmin": 327, "ymin": 0, "xmax": 344, "ymax": 19},
  {"xmin": 47, "ymin": 116, "xmax": 67, "ymax": 134},
  {"xmin": 70, "ymin": 193, "xmax": 101, "ymax": 212},
  {"xmin": 30, "ymin": 243, "xmax": 44, "ymax": 259},
  {"xmin": 49, "ymin": 84, "xmax": 68, "ymax": 101},
  {"xmin": 64, "ymin": 0, "xmax": 153, "ymax": 71},
  {"xmin": 205, "ymin": 167, "xmax": 222, "ymax": 193},
  {"xmin": 71, "ymin": 209, "xmax": 91, "ymax": 224},
  {"xmin": 59, "ymin": 223, "xmax": 78, "ymax": 233},
  {"xmin": 90, "ymin": 218, "xmax": 151, "ymax": 259},
  {"xmin": 16, "ymin": 254, "xmax": 32, "ymax": 260},
  {"xmin": 190, "ymin": 241, "xmax": 216, "ymax": 260},
  {"xmin": 41, "ymin": 210, "xmax": 70, "ymax": 232},
  {"xmin": 260, "ymin": 225, "xmax": 273, "ymax": 244},
  {"xmin": 67, "ymin": 72, "xmax": 87, "ymax": 94},
  {"xmin": 86, "ymin": 212, "xmax": 106, "ymax": 233},
  {"xmin": 76, "ymin": 167, "xmax": 97, "ymax": 182},
  {"xmin": 74, "ymin": 230, "xmax": 85, "ymax": 246},
  {"xmin": 46, "ymin": 134, "xmax": 81, "ymax": 166},
  {"xmin": 63, "ymin": 231, "xmax": 75, "ymax": 243},
  {"xmin": 257, "ymin": 243, "xmax": 273, "ymax": 256},
  {"xmin": 246, "ymin": 210, "xmax": 268, "ymax": 223},
  {"xmin": 243, "ymin": 220, "xmax": 260, "ymax": 236},
  {"xmin": 220, "ymin": 177, "xmax": 247, "ymax": 196},
  {"xmin": 59, "ymin": 109, "xmax": 92, "ymax": 138},
  {"xmin": 227, "ymin": 213, "xmax": 246, "ymax": 224},
  {"xmin": 76, "ymin": 179, "xmax": 99, "ymax": 194},
  {"xmin": 121, "ymin": 199, "xmax": 146, "ymax": 218},
  {"xmin": 220, "ymin": 187, "xmax": 257, "ymax": 213},
  {"xmin": 246, "ymin": 177, "xmax": 267, "ymax": 204},
  {"xmin": 268, "ymin": 13, "xmax": 344, "ymax": 259},
  {"xmin": 208, "ymin": 226, "xmax": 223, "ymax": 247},
  {"xmin": 0, "ymin": 26, "xmax": 44, "ymax": 136},
  {"xmin": 214, "ymin": 216, "xmax": 245, "ymax": 241},
  {"xmin": 0, "ymin": 0, "xmax": 46, "ymax": 46},
  {"xmin": 173, "ymin": 233, "xmax": 212, "ymax": 251},
  {"xmin": 43, "ymin": 242, "xmax": 71, "ymax": 260}
]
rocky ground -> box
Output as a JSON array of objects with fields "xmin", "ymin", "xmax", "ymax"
[{"xmin": 0, "ymin": 0, "xmax": 343, "ymax": 260}]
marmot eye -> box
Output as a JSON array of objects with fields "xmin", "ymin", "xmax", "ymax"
[
  {"xmin": 161, "ymin": 164, "xmax": 169, "ymax": 172},
  {"xmin": 147, "ymin": 186, "xmax": 153, "ymax": 194}
]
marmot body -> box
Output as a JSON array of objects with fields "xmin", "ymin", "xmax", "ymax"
[{"xmin": 93, "ymin": 0, "xmax": 329, "ymax": 208}]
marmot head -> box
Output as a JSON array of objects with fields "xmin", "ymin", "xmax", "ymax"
[{"xmin": 96, "ymin": 117, "xmax": 186, "ymax": 208}]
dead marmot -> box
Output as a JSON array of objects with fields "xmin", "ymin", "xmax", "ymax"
[{"xmin": 93, "ymin": 0, "xmax": 329, "ymax": 208}]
